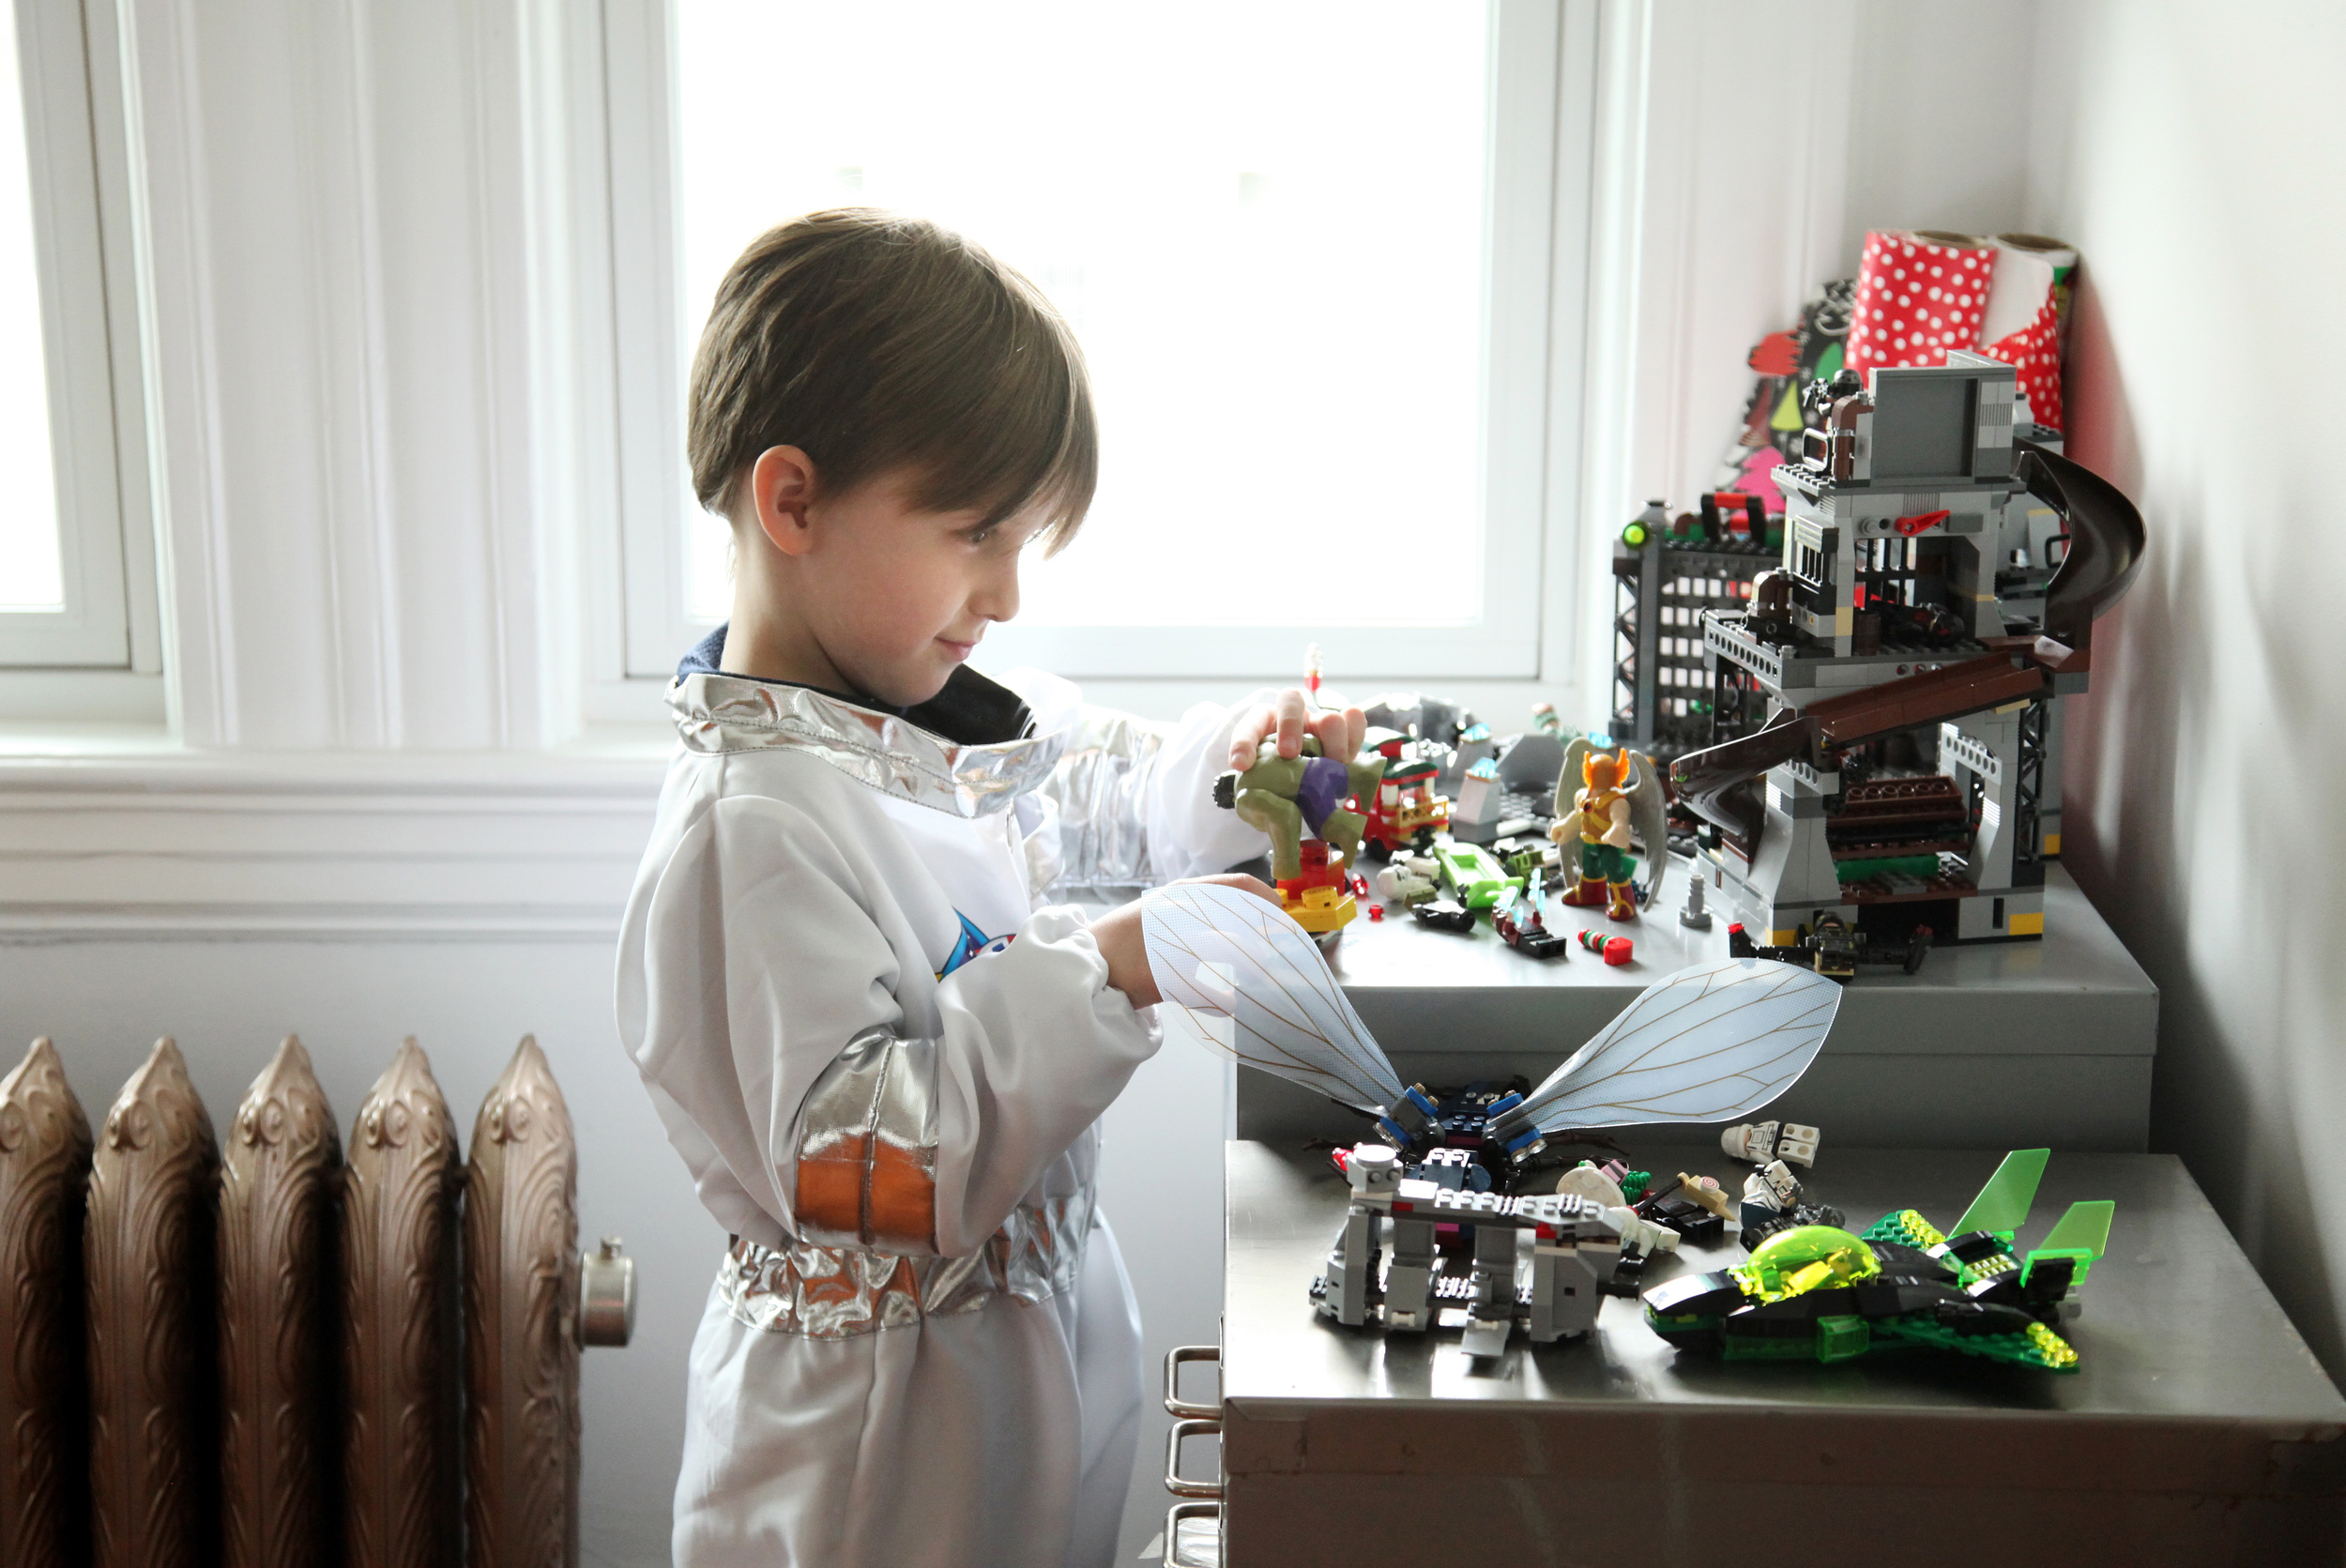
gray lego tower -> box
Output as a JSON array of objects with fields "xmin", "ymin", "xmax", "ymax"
[{"xmin": 1671, "ymin": 351, "xmax": 2144, "ymax": 950}]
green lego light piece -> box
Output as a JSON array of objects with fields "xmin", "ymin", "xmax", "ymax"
[{"xmin": 1949, "ymin": 1148, "xmax": 2049, "ymax": 1240}]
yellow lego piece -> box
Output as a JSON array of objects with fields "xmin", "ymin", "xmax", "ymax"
[
  {"xmin": 2042, "ymin": 832, "xmax": 2060, "ymax": 855},
  {"xmin": 1284, "ymin": 888, "xmax": 1357, "ymax": 935},
  {"xmin": 2009, "ymin": 912, "xmax": 2044, "ymax": 936}
]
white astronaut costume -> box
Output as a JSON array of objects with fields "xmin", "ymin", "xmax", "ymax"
[{"xmin": 616, "ymin": 631, "xmax": 1265, "ymax": 1567}]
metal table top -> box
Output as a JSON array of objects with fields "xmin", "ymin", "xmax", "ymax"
[
  {"xmin": 1222, "ymin": 1138, "xmax": 2340, "ymax": 1423},
  {"xmin": 1211, "ymin": 1140, "xmax": 2346, "ymax": 1563}
]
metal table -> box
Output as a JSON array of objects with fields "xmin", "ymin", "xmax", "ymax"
[
  {"xmin": 1201, "ymin": 1140, "xmax": 2346, "ymax": 1565},
  {"xmin": 1236, "ymin": 861, "xmax": 2159, "ymax": 1150}
]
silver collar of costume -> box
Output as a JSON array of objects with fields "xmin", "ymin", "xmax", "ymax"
[{"xmin": 668, "ymin": 670, "xmax": 1067, "ymax": 818}]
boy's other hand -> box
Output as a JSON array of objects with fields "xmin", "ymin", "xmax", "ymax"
[
  {"xmin": 1093, "ymin": 874, "xmax": 1280, "ymax": 1010},
  {"xmin": 1229, "ymin": 689, "xmax": 1367, "ymax": 769}
]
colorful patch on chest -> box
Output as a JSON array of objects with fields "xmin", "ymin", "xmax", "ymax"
[{"xmin": 938, "ymin": 910, "xmax": 1015, "ymax": 978}]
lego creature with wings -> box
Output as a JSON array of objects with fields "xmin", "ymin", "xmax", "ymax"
[
  {"xmin": 1143, "ymin": 881, "xmax": 2113, "ymax": 1372},
  {"xmin": 1142, "ymin": 879, "xmax": 1840, "ymax": 1359}
]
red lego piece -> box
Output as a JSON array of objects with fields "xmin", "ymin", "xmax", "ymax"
[
  {"xmin": 1366, "ymin": 903, "xmax": 1384, "ymax": 921},
  {"xmin": 1577, "ymin": 929, "xmax": 1634, "ymax": 966}
]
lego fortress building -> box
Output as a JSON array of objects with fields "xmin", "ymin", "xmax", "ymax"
[{"xmin": 1671, "ymin": 351, "xmax": 2143, "ymax": 949}]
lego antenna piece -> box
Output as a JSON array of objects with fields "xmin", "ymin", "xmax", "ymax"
[
  {"xmin": 1489, "ymin": 959, "xmax": 1841, "ymax": 1139},
  {"xmin": 1141, "ymin": 880, "xmax": 1403, "ymax": 1114}
]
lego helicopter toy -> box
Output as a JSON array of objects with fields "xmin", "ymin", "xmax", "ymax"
[
  {"xmin": 1141, "ymin": 882, "xmax": 1845, "ymax": 1357},
  {"xmin": 1642, "ymin": 1147, "xmax": 2112, "ymax": 1372}
]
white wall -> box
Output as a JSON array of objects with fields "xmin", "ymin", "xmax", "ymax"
[
  {"xmin": 2019, "ymin": 0, "xmax": 2346, "ymax": 1378},
  {"xmin": 1839, "ymin": 0, "xmax": 2039, "ymax": 278}
]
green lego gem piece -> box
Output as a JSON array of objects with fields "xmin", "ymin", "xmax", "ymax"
[
  {"xmin": 1950, "ymin": 1148, "xmax": 2049, "ymax": 1240},
  {"xmin": 1815, "ymin": 1314, "xmax": 1870, "ymax": 1363},
  {"xmin": 1622, "ymin": 521, "xmax": 1649, "ymax": 548}
]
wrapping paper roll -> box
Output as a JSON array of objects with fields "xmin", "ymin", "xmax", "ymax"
[
  {"xmin": 1981, "ymin": 236, "xmax": 2068, "ymax": 432},
  {"xmin": 1846, "ymin": 230, "xmax": 1998, "ymax": 380},
  {"xmin": 1994, "ymin": 233, "xmax": 2079, "ymax": 343}
]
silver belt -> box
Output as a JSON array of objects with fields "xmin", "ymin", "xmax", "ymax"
[{"xmin": 718, "ymin": 1188, "xmax": 1095, "ymax": 1340}]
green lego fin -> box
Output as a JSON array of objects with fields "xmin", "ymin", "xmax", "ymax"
[
  {"xmin": 2036, "ymin": 1199, "xmax": 2113, "ymax": 1259},
  {"xmin": 1949, "ymin": 1149, "xmax": 2049, "ymax": 1238}
]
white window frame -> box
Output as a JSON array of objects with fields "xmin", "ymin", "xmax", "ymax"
[
  {"xmin": 0, "ymin": 0, "xmax": 156, "ymax": 680},
  {"xmin": 598, "ymin": 0, "xmax": 1579, "ymax": 689}
]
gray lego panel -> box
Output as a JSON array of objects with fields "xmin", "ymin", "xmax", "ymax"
[
  {"xmin": 1233, "ymin": 862, "xmax": 2157, "ymax": 1150},
  {"xmin": 1212, "ymin": 1141, "xmax": 2346, "ymax": 1565}
]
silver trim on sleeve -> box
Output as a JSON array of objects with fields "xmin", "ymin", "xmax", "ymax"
[
  {"xmin": 793, "ymin": 1028, "xmax": 941, "ymax": 1253},
  {"xmin": 1039, "ymin": 707, "xmax": 1168, "ymax": 890}
]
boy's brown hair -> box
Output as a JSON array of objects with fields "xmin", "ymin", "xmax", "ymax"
[{"xmin": 689, "ymin": 209, "xmax": 1096, "ymax": 550}]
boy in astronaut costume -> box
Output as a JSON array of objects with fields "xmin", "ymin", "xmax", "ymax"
[{"xmin": 615, "ymin": 211, "xmax": 1362, "ymax": 1566}]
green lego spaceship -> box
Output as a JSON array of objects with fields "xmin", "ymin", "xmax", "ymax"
[{"xmin": 1641, "ymin": 1149, "xmax": 2113, "ymax": 1373}]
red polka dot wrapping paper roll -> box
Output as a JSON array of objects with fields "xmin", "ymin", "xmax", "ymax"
[
  {"xmin": 1981, "ymin": 236, "xmax": 2071, "ymax": 433},
  {"xmin": 1846, "ymin": 230, "xmax": 2000, "ymax": 380}
]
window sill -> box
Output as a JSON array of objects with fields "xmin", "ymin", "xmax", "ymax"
[{"xmin": 0, "ymin": 668, "xmax": 168, "ymax": 724}]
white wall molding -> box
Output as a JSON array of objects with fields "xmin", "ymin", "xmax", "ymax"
[{"xmin": 0, "ymin": 753, "xmax": 663, "ymax": 941}]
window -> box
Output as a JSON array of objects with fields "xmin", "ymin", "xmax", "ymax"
[
  {"xmin": 609, "ymin": 0, "xmax": 1568, "ymax": 683},
  {"xmin": 0, "ymin": 0, "xmax": 149, "ymax": 672}
]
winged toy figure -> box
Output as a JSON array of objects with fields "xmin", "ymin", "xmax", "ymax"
[
  {"xmin": 1141, "ymin": 882, "xmax": 1845, "ymax": 1357},
  {"xmin": 1549, "ymin": 738, "xmax": 1668, "ymax": 921}
]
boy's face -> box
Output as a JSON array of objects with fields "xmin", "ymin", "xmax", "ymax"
[{"xmin": 792, "ymin": 469, "xmax": 1044, "ymax": 708}]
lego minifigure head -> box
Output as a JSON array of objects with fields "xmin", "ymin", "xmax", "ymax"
[
  {"xmin": 1583, "ymin": 747, "xmax": 1626, "ymax": 792},
  {"xmin": 688, "ymin": 210, "xmax": 1096, "ymax": 706}
]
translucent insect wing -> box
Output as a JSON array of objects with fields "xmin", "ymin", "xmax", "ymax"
[
  {"xmin": 1142, "ymin": 881, "xmax": 1404, "ymax": 1114},
  {"xmin": 1518, "ymin": 958, "xmax": 1842, "ymax": 1132}
]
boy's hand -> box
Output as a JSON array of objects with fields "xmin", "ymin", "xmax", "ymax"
[
  {"xmin": 1228, "ymin": 689, "xmax": 1367, "ymax": 769},
  {"xmin": 1093, "ymin": 874, "xmax": 1280, "ymax": 1010}
]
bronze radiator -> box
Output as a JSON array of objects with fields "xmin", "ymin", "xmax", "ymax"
[{"xmin": 0, "ymin": 1031, "xmax": 636, "ymax": 1568}]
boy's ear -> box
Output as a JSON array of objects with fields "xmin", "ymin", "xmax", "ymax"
[{"xmin": 748, "ymin": 445, "xmax": 819, "ymax": 556}]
